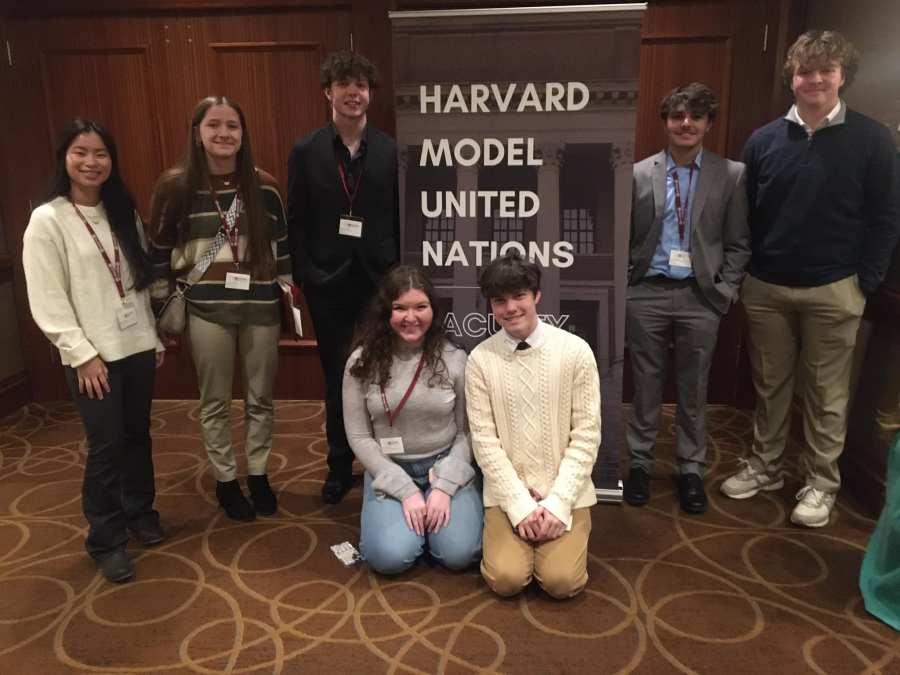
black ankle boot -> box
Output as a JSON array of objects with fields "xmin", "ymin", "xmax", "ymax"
[
  {"xmin": 216, "ymin": 479, "xmax": 256, "ymax": 521},
  {"xmin": 247, "ymin": 474, "xmax": 277, "ymax": 516},
  {"xmin": 321, "ymin": 469, "xmax": 353, "ymax": 505}
]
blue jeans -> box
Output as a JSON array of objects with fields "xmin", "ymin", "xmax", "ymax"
[{"xmin": 360, "ymin": 453, "xmax": 483, "ymax": 575}]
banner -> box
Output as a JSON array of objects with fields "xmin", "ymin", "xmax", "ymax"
[{"xmin": 390, "ymin": 4, "xmax": 645, "ymax": 497}]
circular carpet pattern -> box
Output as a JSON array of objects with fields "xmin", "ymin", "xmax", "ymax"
[{"xmin": 0, "ymin": 402, "xmax": 895, "ymax": 674}]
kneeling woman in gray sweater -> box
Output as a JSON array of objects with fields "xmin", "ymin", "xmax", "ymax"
[{"xmin": 342, "ymin": 265, "xmax": 482, "ymax": 574}]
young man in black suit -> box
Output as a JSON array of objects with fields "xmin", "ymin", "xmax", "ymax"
[{"xmin": 287, "ymin": 51, "xmax": 400, "ymax": 504}]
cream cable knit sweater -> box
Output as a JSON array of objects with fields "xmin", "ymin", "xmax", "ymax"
[{"xmin": 465, "ymin": 322, "xmax": 601, "ymax": 529}]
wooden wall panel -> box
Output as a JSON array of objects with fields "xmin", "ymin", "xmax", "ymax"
[
  {"xmin": 205, "ymin": 41, "xmax": 323, "ymax": 189},
  {"xmin": 191, "ymin": 9, "xmax": 350, "ymax": 190},
  {"xmin": 154, "ymin": 19, "xmax": 205, "ymax": 172},
  {"xmin": 635, "ymin": 35, "xmax": 733, "ymax": 158},
  {"xmin": 40, "ymin": 48, "xmax": 165, "ymax": 218},
  {"xmin": 25, "ymin": 16, "xmax": 173, "ymax": 219},
  {"xmin": 635, "ymin": 36, "xmax": 732, "ymax": 159}
]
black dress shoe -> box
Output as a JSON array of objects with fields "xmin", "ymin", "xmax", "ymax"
[
  {"xmin": 678, "ymin": 473, "xmax": 708, "ymax": 514},
  {"xmin": 247, "ymin": 474, "xmax": 278, "ymax": 516},
  {"xmin": 321, "ymin": 470, "xmax": 353, "ymax": 505},
  {"xmin": 216, "ymin": 479, "xmax": 256, "ymax": 521},
  {"xmin": 97, "ymin": 549, "xmax": 134, "ymax": 583},
  {"xmin": 128, "ymin": 520, "xmax": 165, "ymax": 546},
  {"xmin": 624, "ymin": 467, "xmax": 651, "ymax": 506}
]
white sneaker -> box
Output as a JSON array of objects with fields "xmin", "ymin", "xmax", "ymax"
[
  {"xmin": 790, "ymin": 486, "xmax": 836, "ymax": 528},
  {"xmin": 720, "ymin": 458, "xmax": 784, "ymax": 499}
]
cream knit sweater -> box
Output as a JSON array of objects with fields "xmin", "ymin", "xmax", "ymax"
[
  {"xmin": 465, "ymin": 322, "xmax": 601, "ymax": 529},
  {"xmin": 23, "ymin": 197, "xmax": 163, "ymax": 367}
]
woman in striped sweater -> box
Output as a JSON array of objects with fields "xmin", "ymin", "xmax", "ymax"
[{"xmin": 150, "ymin": 96, "xmax": 292, "ymax": 521}]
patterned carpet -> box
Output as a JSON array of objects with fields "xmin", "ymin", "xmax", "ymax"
[{"xmin": 0, "ymin": 401, "xmax": 897, "ymax": 674}]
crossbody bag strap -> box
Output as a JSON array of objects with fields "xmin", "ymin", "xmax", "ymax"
[{"xmin": 182, "ymin": 228, "xmax": 230, "ymax": 286}]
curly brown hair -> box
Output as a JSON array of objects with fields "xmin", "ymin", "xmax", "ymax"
[
  {"xmin": 783, "ymin": 30, "xmax": 859, "ymax": 90},
  {"xmin": 348, "ymin": 265, "xmax": 457, "ymax": 388},
  {"xmin": 659, "ymin": 82, "xmax": 718, "ymax": 122},
  {"xmin": 320, "ymin": 51, "xmax": 379, "ymax": 90}
]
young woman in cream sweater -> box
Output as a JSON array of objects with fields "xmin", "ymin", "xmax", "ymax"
[{"xmin": 23, "ymin": 119, "xmax": 165, "ymax": 583}]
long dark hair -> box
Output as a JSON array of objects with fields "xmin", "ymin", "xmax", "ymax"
[
  {"xmin": 47, "ymin": 118, "xmax": 154, "ymax": 290},
  {"xmin": 349, "ymin": 265, "xmax": 457, "ymax": 388},
  {"xmin": 149, "ymin": 96, "xmax": 274, "ymax": 278}
]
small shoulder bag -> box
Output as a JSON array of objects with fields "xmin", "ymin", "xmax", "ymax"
[{"xmin": 156, "ymin": 228, "xmax": 229, "ymax": 334}]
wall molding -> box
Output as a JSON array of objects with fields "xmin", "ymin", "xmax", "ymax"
[{"xmin": 5, "ymin": 0, "xmax": 353, "ymax": 18}]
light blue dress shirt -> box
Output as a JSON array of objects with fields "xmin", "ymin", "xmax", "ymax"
[{"xmin": 646, "ymin": 149, "xmax": 703, "ymax": 279}]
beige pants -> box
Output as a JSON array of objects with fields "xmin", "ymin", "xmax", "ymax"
[
  {"xmin": 188, "ymin": 314, "xmax": 280, "ymax": 482},
  {"xmin": 741, "ymin": 274, "xmax": 866, "ymax": 492},
  {"xmin": 481, "ymin": 506, "xmax": 591, "ymax": 599}
]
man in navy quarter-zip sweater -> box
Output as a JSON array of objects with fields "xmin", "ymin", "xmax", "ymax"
[{"xmin": 721, "ymin": 30, "xmax": 900, "ymax": 528}]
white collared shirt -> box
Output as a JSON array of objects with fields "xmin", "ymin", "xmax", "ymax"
[
  {"xmin": 786, "ymin": 100, "xmax": 843, "ymax": 137},
  {"xmin": 500, "ymin": 318, "xmax": 546, "ymax": 352}
]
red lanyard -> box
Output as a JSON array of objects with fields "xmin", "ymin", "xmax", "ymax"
[
  {"xmin": 380, "ymin": 355, "xmax": 426, "ymax": 427},
  {"xmin": 208, "ymin": 184, "xmax": 242, "ymax": 268},
  {"xmin": 337, "ymin": 160, "xmax": 365, "ymax": 216},
  {"xmin": 69, "ymin": 198, "xmax": 125, "ymax": 299},
  {"xmin": 671, "ymin": 163, "xmax": 695, "ymax": 243}
]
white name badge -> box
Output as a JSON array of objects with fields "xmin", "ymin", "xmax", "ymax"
[
  {"xmin": 225, "ymin": 272, "xmax": 251, "ymax": 290},
  {"xmin": 669, "ymin": 249, "xmax": 692, "ymax": 268},
  {"xmin": 379, "ymin": 437, "xmax": 405, "ymax": 455},
  {"xmin": 338, "ymin": 215, "xmax": 363, "ymax": 238},
  {"xmin": 116, "ymin": 303, "xmax": 138, "ymax": 330}
]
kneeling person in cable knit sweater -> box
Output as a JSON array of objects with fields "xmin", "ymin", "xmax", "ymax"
[{"xmin": 466, "ymin": 252, "xmax": 601, "ymax": 599}]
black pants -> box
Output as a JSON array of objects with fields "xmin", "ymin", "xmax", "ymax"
[
  {"xmin": 305, "ymin": 280, "xmax": 374, "ymax": 477},
  {"xmin": 65, "ymin": 349, "xmax": 158, "ymax": 560}
]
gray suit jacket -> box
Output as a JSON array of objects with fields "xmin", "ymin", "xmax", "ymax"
[{"xmin": 628, "ymin": 149, "xmax": 751, "ymax": 314}]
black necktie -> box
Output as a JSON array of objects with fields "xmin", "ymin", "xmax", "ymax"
[{"xmin": 516, "ymin": 341, "xmax": 530, "ymax": 351}]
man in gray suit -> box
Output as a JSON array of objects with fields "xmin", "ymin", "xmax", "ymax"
[{"xmin": 624, "ymin": 82, "xmax": 750, "ymax": 514}]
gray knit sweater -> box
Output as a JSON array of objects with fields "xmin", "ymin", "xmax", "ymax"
[{"xmin": 342, "ymin": 341, "xmax": 475, "ymax": 500}]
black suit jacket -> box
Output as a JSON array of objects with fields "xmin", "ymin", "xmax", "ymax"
[{"xmin": 286, "ymin": 124, "xmax": 400, "ymax": 290}]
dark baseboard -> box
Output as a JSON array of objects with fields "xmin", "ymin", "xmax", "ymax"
[
  {"xmin": 0, "ymin": 371, "xmax": 31, "ymax": 419},
  {"xmin": 839, "ymin": 452, "xmax": 885, "ymax": 518}
]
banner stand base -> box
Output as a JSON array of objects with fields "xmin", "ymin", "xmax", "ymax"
[{"xmin": 595, "ymin": 481, "xmax": 624, "ymax": 504}]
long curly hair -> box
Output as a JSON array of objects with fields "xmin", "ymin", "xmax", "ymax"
[
  {"xmin": 349, "ymin": 265, "xmax": 457, "ymax": 388},
  {"xmin": 149, "ymin": 96, "xmax": 274, "ymax": 278}
]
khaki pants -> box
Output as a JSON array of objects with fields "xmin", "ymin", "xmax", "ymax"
[
  {"xmin": 188, "ymin": 314, "xmax": 280, "ymax": 482},
  {"xmin": 481, "ymin": 506, "xmax": 591, "ymax": 599},
  {"xmin": 741, "ymin": 274, "xmax": 866, "ymax": 492}
]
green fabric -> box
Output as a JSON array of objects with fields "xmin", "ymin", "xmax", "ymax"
[{"xmin": 860, "ymin": 431, "xmax": 900, "ymax": 631}]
